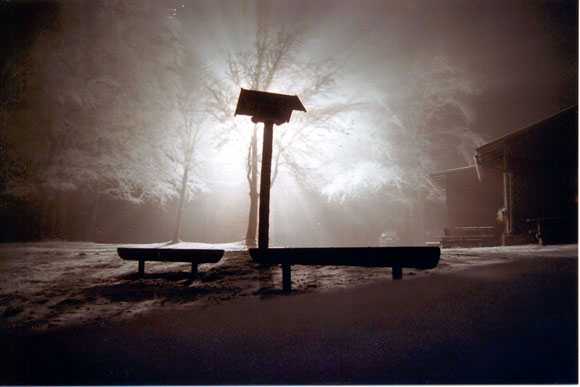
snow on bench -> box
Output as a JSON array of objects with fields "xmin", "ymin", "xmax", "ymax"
[{"xmin": 117, "ymin": 246, "xmax": 225, "ymax": 276}]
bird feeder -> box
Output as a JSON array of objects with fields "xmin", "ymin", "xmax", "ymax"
[{"xmin": 235, "ymin": 88, "xmax": 306, "ymax": 248}]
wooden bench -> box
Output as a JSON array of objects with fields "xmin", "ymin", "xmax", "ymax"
[
  {"xmin": 249, "ymin": 246, "xmax": 440, "ymax": 293},
  {"xmin": 526, "ymin": 216, "xmax": 577, "ymax": 245},
  {"xmin": 117, "ymin": 247, "xmax": 224, "ymax": 276},
  {"xmin": 437, "ymin": 226, "xmax": 500, "ymax": 248}
]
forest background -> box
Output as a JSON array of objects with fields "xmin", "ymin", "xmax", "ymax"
[{"xmin": 1, "ymin": 0, "xmax": 576, "ymax": 246}]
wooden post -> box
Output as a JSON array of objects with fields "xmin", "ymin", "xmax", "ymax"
[
  {"xmin": 235, "ymin": 90, "xmax": 305, "ymax": 249},
  {"xmin": 258, "ymin": 120, "xmax": 274, "ymax": 249},
  {"xmin": 138, "ymin": 260, "xmax": 145, "ymax": 276},
  {"xmin": 503, "ymin": 144, "xmax": 513, "ymax": 237},
  {"xmin": 282, "ymin": 263, "xmax": 292, "ymax": 293},
  {"xmin": 191, "ymin": 262, "xmax": 198, "ymax": 275},
  {"xmin": 392, "ymin": 265, "xmax": 402, "ymax": 280}
]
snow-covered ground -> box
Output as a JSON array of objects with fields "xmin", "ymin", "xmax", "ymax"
[{"xmin": 0, "ymin": 241, "xmax": 576, "ymax": 332}]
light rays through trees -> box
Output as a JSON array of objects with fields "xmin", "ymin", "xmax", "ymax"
[{"xmin": 4, "ymin": 0, "xmax": 563, "ymax": 245}]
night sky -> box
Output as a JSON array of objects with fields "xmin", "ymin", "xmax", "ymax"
[
  {"xmin": 184, "ymin": 0, "xmax": 576, "ymax": 138},
  {"xmin": 3, "ymin": 0, "xmax": 576, "ymax": 139}
]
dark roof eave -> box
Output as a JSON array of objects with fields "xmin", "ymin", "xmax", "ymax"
[
  {"xmin": 427, "ymin": 165, "xmax": 476, "ymax": 178},
  {"xmin": 475, "ymin": 105, "xmax": 578, "ymax": 156}
]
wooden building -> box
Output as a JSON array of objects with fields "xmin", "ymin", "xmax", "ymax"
[
  {"xmin": 427, "ymin": 166, "xmax": 503, "ymax": 247},
  {"xmin": 428, "ymin": 106, "xmax": 577, "ymax": 247},
  {"xmin": 474, "ymin": 106, "xmax": 578, "ymax": 245}
]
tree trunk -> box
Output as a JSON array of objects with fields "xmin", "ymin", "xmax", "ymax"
[
  {"xmin": 40, "ymin": 194, "xmax": 52, "ymax": 239},
  {"xmin": 58, "ymin": 192, "xmax": 68, "ymax": 239},
  {"xmin": 245, "ymin": 126, "xmax": 259, "ymax": 247},
  {"xmin": 86, "ymin": 189, "xmax": 102, "ymax": 241},
  {"xmin": 49, "ymin": 192, "xmax": 59, "ymax": 239},
  {"xmin": 173, "ymin": 162, "xmax": 190, "ymax": 243}
]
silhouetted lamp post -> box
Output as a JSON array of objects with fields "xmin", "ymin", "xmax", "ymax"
[{"xmin": 235, "ymin": 88, "xmax": 306, "ymax": 248}]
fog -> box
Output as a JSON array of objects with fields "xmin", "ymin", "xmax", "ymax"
[{"xmin": 1, "ymin": 0, "xmax": 576, "ymax": 246}]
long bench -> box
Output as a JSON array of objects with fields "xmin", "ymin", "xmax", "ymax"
[
  {"xmin": 437, "ymin": 226, "xmax": 500, "ymax": 248},
  {"xmin": 117, "ymin": 247, "xmax": 224, "ymax": 276},
  {"xmin": 249, "ymin": 246, "xmax": 440, "ymax": 293}
]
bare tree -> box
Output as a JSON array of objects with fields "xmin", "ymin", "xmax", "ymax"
[
  {"xmin": 1, "ymin": 0, "xmax": 202, "ymax": 239},
  {"xmin": 322, "ymin": 56, "xmax": 484, "ymax": 242},
  {"xmin": 208, "ymin": 22, "xmax": 354, "ymax": 247},
  {"xmin": 158, "ymin": 20, "xmax": 211, "ymax": 243}
]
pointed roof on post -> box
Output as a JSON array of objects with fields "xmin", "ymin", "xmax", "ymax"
[{"xmin": 234, "ymin": 88, "xmax": 306, "ymax": 125}]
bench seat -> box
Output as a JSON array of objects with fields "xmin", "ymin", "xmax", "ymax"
[
  {"xmin": 437, "ymin": 235, "xmax": 499, "ymax": 248},
  {"xmin": 249, "ymin": 246, "xmax": 440, "ymax": 292},
  {"xmin": 117, "ymin": 247, "xmax": 224, "ymax": 275}
]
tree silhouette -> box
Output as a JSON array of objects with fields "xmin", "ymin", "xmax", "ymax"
[
  {"xmin": 207, "ymin": 22, "xmax": 354, "ymax": 247},
  {"xmin": 157, "ymin": 19, "xmax": 212, "ymax": 243},
  {"xmin": 321, "ymin": 56, "xmax": 484, "ymax": 242},
  {"xmin": 1, "ymin": 1, "xmax": 210, "ymax": 240}
]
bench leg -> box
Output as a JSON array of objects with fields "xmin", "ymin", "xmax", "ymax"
[
  {"xmin": 392, "ymin": 265, "xmax": 402, "ymax": 280},
  {"xmin": 138, "ymin": 260, "xmax": 145, "ymax": 276},
  {"xmin": 191, "ymin": 263, "xmax": 198, "ymax": 276},
  {"xmin": 282, "ymin": 264, "xmax": 291, "ymax": 293}
]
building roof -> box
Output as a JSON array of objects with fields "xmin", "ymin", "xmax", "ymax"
[
  {"xmin": 474, "ymin": 105, "xmax": 578, "ymax": 173},
  {"xmin": 426, "ymin": 165, "xmax": 476, "ymax": 191},
  {"xmin": 234, "ymin": 88, "xmax": 306, "ymax": 125}
]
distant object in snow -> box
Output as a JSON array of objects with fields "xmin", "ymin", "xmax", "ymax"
[{"xmin": 378, "ymin": 230, "xmax": 403, "ymax": 247}]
